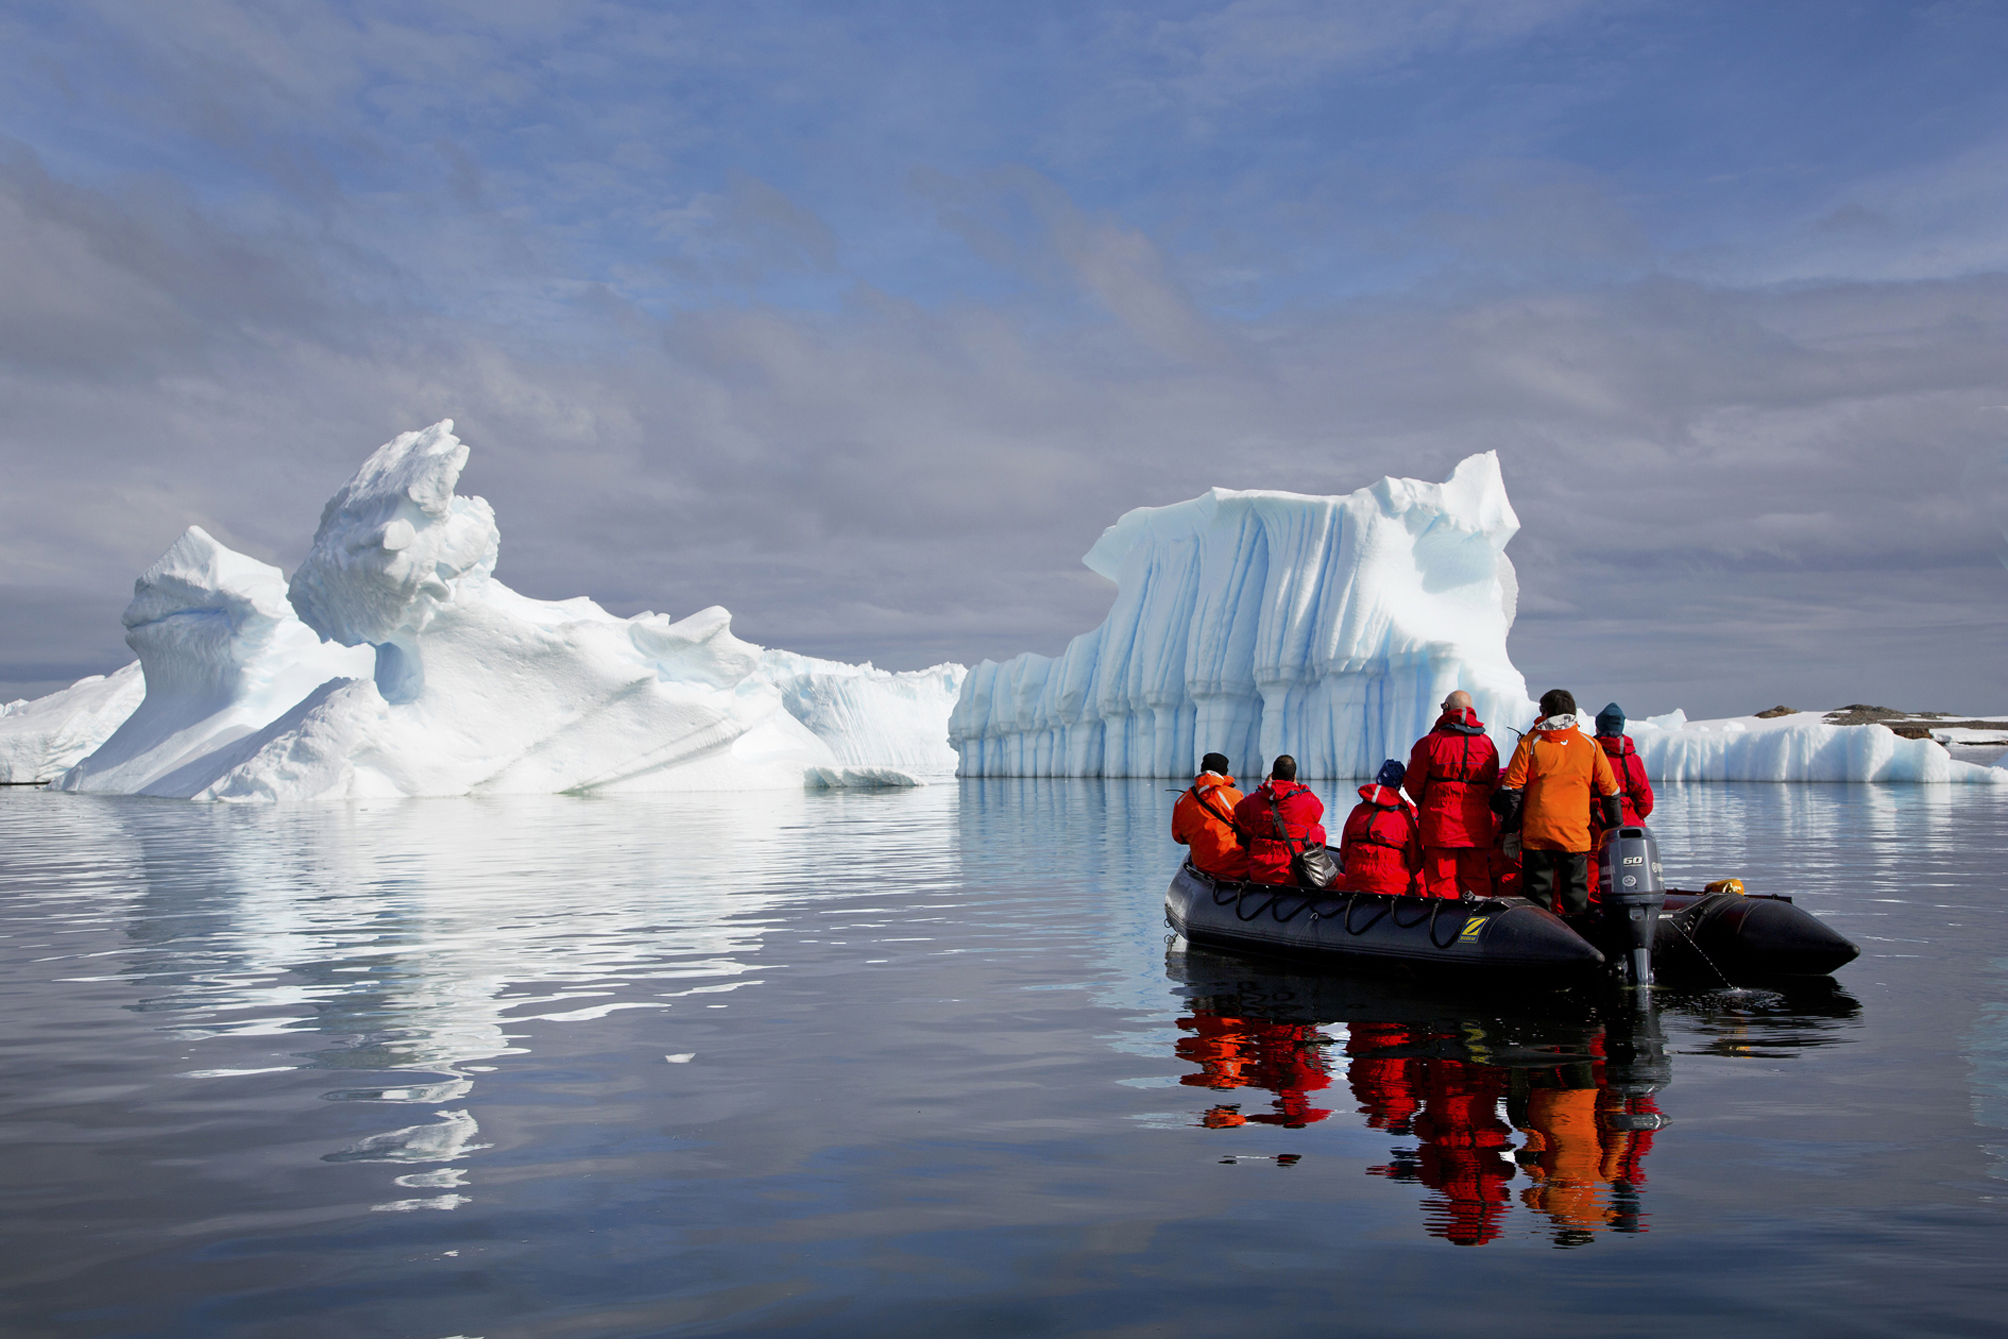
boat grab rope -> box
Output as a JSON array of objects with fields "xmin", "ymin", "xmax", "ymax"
[{"xmin": 1342, "ymin": 893, "xmax": 1390, "ymax": 936}]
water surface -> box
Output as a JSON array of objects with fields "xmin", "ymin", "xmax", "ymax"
[{"xmin": 2, "ymin": 780, "xmax": 2004, "ymax": 1337}]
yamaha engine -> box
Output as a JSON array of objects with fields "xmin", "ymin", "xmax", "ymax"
[{"xmin": 1598, "ymin": 825, "xmax": 1666, "ymax": 990}]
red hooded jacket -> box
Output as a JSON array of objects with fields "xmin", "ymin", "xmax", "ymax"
[
  {"xmin": 1232, "ymin": 780, "xmax": 1328, "ymax": 886},
  {"xmin": 1595, "ymin": 734, "xmax": 1655, "ymax": 826},
  {"xmin": 1339, "ymin": 783, "xmax": 1422, "ymax": 895},
  {"xmin": 1406, "ymin": 708, "xmax": 1500, "ymax": 848}
]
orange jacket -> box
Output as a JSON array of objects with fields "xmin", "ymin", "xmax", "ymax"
[
  {"xmin": 1173, "ymin": 772, "xmax": 1249, "ymax": 879},
  {"xmin": 1503, "ymin": 719, "xmax": 1618, "ymax": 853}
]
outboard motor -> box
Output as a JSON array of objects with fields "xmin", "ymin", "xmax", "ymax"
[{"xmin": 1598, "ymin": 826, "xmax": 1666, "ymax": 991}]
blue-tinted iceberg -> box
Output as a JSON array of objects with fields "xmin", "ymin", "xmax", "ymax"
[
  {"xmin": 950, "ymin": 454, "xmax": 1532, "ymax": 779},
  {"xmin": 948, "ymin": 456, "xmax": 2007, "ymax": 785}
]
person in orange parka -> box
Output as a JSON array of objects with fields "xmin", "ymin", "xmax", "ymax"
[
  {"xmin": 1231, "ymin": 755, "xmax": 1327, "ymax": 887},
  {"xmin": 1172, "ymin": 752, "xmax": 1249, "ymax": 881},
  {"xmin": 1338, "ymin": 760, "xmax": 1423, "ymax": 895},
  {"xmin": 1405, "ymin": 690, "xmax": 1500, "ymax": 899},
  {"xmin": 1494, "ymin": 689, "xmax": 1621, "ymax": 916},
  {"xmin": 1587, "ymin": 703, "xmax": 1655, "ymax": 900}
]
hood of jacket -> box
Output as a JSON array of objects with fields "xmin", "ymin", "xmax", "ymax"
[
  {"xmin": 1531, "ymin": 713, "xmax": 1580, "ymax": 739},
  {"xmin": 1193, "ymin": 771, "xmax": 1237, "ymax": 788},
  {"xmin": 1596, "ymin": 734, "xmax": 1636, "ymax": 759},
  {"xmin": 1356, "ymin": 783, "xmax": 1405, "ymax": 807},
  {"xmin": 1434, "ymin": 707, "xmax": 1488, "ymax": 735}
]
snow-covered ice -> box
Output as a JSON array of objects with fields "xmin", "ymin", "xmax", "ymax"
[
  {"xmin": 0, "ymin": 663, "xmax": 147, "ymax": 783},
  {"xmin": 950, "ymin": 454, "xmax": 1532, "ymax": 780},
  {"xmin": 44, "ymin": 422, "xmax": 962, "ymax": 800},
  {"xmin": 1630, "ymin": 709, "xmax": 2006, "ymax": 783},
  {"xmin": 948, "ymin": 454, "xmax": 2006, "ymax": 785}
]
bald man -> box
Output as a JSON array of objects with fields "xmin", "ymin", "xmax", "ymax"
[{"xmin": 1404, "ymin": 690, "xmax": 1501, "ymax": 899}]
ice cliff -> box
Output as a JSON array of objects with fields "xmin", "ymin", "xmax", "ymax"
[
  {"xmin": 947, "ymin": 454, "xmax": 2006, "ymax": 785},
  {"xmin": 38, "ymin": 422, "xmax": 961, "ymax": 799},
  {"xmin": 950, "ymin": 454, "xmax": 1532, "ymax": 779}
]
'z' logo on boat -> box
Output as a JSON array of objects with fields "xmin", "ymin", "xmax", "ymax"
[{"xmin": 1459, "ymin": 917, "xmax": 1486, "ymax": 941}]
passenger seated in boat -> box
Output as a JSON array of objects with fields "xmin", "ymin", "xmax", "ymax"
[
  {"xmin": 1173, "ymin": 752, "xmax": 1249, "ymax": 881},
  {"xmin": 1231, "ymin": 755, "xmax": 1327, "ymax": 887},
  {"xmin": 1494, "ymin": 689, "xmax": 1622, "ymax": 916},
  {"xmin": 1338, "ymin": 760, "xmax": 1423, "ymax": 896}
]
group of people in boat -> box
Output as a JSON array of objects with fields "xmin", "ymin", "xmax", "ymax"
[{"xmin": 1172, "ymin": 687, "xmax": 1655, "ymax": 915}]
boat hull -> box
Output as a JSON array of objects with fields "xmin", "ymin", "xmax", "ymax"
[
  {"xmin": 1653, "ymin": 891, "xmax": 1860, "ymax": 979},
  {"xmin": 1165, "ymin": 864, "xmax": 1606, "ymax": 976}
]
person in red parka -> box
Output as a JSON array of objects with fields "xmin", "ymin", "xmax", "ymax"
[
  {"xmin": 1405, "ymin": 690, "xmax": 1500, "ymax": 899},
  {"xmin": 1231, "ymin": 755, "xmax": 1327, "ymax": 886},
  {"xmin": 1587, "ymin": 703, "xmax": 1655, "ymax": 900},
  {"xmin": 1338, "ymin": 759, "xmax": 1423, "ymax": 895}
]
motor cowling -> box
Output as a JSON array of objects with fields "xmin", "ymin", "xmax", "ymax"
[{"xmin": 1598, "ymin": 825, "xmax": 1666, "ymax": 989}]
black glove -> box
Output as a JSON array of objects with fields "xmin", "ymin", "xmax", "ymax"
[
  {"xmin": 1490, "ymin": 787, "xmax": 1523, "ymax": 831},
  {"xmin": 1600, "ymin": 794, "xmax": 1623, "ymax": 830}
]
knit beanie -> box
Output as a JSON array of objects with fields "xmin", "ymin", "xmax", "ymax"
[
  {"xmin": 1595, "ymin": 703, "xmax": 1625, "ymax": 737},
  {"xmin": 1376, "ymin": 759, "xmax": 1405, "ymax": 789}
]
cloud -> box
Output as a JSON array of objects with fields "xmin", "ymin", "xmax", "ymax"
[{"xmin": 0, "ymin": 1, "xmax": 2003, "ymax": 715}]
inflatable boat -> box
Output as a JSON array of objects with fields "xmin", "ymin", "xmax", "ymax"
[{"xmin": 1165, "ymin": 826, "xmax": 1859, "ymax": 985}]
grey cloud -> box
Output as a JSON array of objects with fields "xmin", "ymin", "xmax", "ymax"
[{"xmin": 1, "ymin": 143, "xmax": 2002, "ymax": 718}]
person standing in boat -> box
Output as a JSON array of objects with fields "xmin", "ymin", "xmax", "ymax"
[
  {"xmin": 1337, "ymin": 759, "xmax": 1423, "ymax": 895},
  {"xmin": 1232, "ymin": 755, "xmax": 1327, "ymax": 886},
  {"xmin": 1493, "ymin": 689, "xmax": 1622, "ymax": 915},
  {"xmin": 1172, "ymin": 752, "xmax": 1250, "ymax": 881},
  {"xmin": 1405, "ymin": 689, "xmax": 1500, "ymax": 898},
  {"xmin": 1587, "ymin": 703, "xmax": 1655, "ymax": 900}
]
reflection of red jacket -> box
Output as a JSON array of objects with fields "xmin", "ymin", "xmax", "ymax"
[
  {"xmin": 1232, "ymin": 781, "xmax": 1327, "ymax": 886},
  {"xmin": 1347, "ymin": 1022, "xmax": 1422, "ymax": 1134},
  {"xmin": 1406, "ymin": 710, "xmax": 1499, "ymax": 848},
  {"xmin": 1339, "ymin": 784, "xmax": 1422, "ymax": 894},
  {"xmin": 1176, "ymin": 1012, "xmax": 1332, "ymax": 1127},
  {"xmin": 1413, "ymin": 1060, "xmax": 1513, "ymax": 1247},
  {"xmin": 1595, "ymin": 735, "xmax": 1655, "ymax": 826}
]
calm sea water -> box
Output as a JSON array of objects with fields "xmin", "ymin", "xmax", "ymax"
[{"xmin": 2, "ymin": 779, "xmax": 2004, "ymax": 1338}]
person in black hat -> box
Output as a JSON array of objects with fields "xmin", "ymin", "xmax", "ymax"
[
  {"xmin": 1336, "ymin": 759, "xmax": 1422, "ymax": 895},
  {"xmin": 1587, "ymin": 704, "xmax": 1655, "ymax": 899}
]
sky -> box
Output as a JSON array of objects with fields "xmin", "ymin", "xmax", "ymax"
[{"xmin": 1, "ymin": 0, "xmax": 2004, "ymax": 718}]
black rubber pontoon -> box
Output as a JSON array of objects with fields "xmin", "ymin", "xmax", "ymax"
[
  {"xmin": 1165, "ymin": 863, "xmax": 1606, "ymax": 976},
  {"xmin": 1653, "ymin": 890, "xmax": 1860, "ymax": 979}
]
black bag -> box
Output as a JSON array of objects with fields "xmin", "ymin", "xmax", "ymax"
[{"xmin": 1267, "ymin": 791, "xmax": 1339, "ymax": 889}]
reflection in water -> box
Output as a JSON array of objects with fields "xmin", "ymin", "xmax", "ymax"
[
  {"xmin": 1169, "ymin": 944, "xmax": 1859, "ymax": 1248},
  {"xmin": 10, "ymin": 786, "xmax": 959, "ymax": 1215},
  {"xmin": 1176, "ymin": 1014, "xmax": 1334, "ymax": 1128}
]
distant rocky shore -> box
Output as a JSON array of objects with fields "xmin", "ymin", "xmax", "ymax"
[{"xmin": 1751, "ymin": 704, "xmax": 2007, "ymax": 738}]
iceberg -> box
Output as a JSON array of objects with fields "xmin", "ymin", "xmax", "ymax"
[
  {"xmin": 0, "ymin": 663, "xmax": 148, "ymax": 783},
  {"xmin": 948, "ymin": 454, "xmax": 2007, "ymax": 786},
  {"xmin": 950, "ymin": 454, "xmax": 1532, "ymax": 779},
  {"xmin": 1629, "ymin": 709, "xmax": 2005, "ymax": 784},
  {"xmin": 50, "ymin": 422, "xmax": 962, "ymax": 800}
]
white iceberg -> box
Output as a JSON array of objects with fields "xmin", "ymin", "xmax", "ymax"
[
  {"xmin": 1629, "ymin": 708, "xmax": 2005, "ymax": 784},
  {"xmin": 948, "ymin": 454, "xmax": 2007, "ymax": 786},
  {"xmin": 0, "ymin": 663, "xmax": 148, "ymax": 783},
  {"xmin": 51, "ymin": 421, "xmax": 962, "ymax": 800},
  {"xmin": 950, "ymin": 454, "xmax": 1532, "ymax": 779}
]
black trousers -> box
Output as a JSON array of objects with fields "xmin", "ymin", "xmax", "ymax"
[{"xmin": 1522, "ymin": 848, "xmax": 1590, "ymax": 915}]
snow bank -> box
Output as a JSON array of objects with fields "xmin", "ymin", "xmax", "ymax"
[
  {"xmin": 1632, "ymin": 709, "xmax": 2007, "ymax": 784},
  {"xmin": 0, "ymin": 663, "xmax": 147, "ymax": 783},
  {"xmin": 51, "ymin": 422, "xmax": 962, "ymax": 800},
  {"xmin": 949, "ymin": 454, "xmax": 1532, "ymax": 778}
]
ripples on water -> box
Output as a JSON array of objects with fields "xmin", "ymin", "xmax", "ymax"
[{"xmin": 0, "ymin": 780, "xmax": 2003, "ymax": 1336}]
